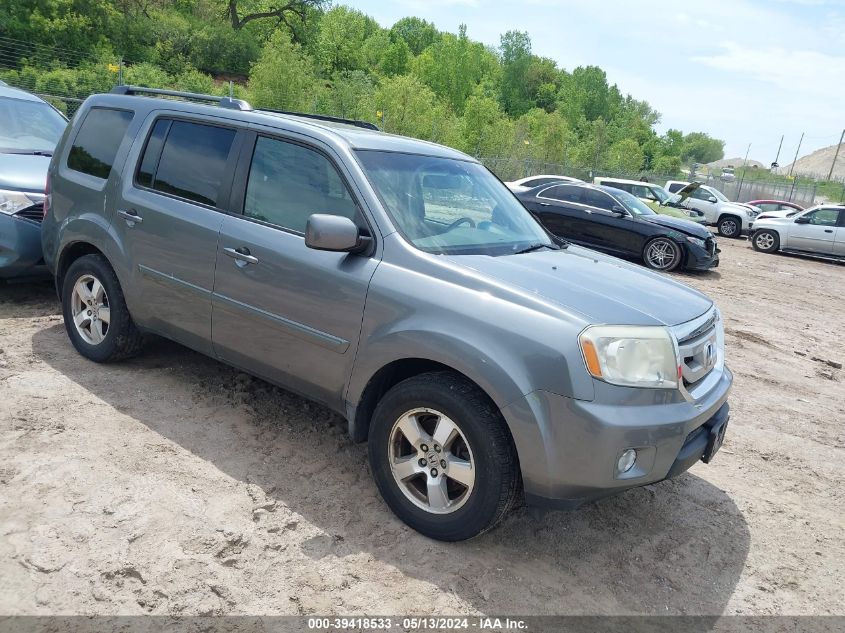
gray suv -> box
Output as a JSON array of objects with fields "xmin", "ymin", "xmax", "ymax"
[{"xmin": 42, "ymin": 87, "xmax": 732, "ymax": 541}]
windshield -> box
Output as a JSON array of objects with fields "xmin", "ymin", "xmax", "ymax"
[
  {"xmin": 0, "ymin": 97, "xmax": 67, "ymax": 152},
  {"xmin": 612, "ymin": 189, "xmax": 655, "ymax": 216},
  {"xmin": 651, "ymin": 186, "xmax": 671, "ymax": 204},
  {"xmin": 356, "ymin": 150, "xmax": 554, "ymax": 256},
  {"xmin": 707, "ymin": 187, "xmax": 729, "ymax": 202}
]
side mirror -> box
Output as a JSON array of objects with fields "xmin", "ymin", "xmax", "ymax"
[
  {"xmin": 611, "ymin": 205, "xmax": 628, "ymax": 216},
  {"xmin": 305, "ymin": 214, "xmax": 371, "ymax": 253},
  {"xmin": 794, "ymin": 216, "xmax": 810, "ymax": 224},
  {"xmin": 707, "ymin": 196, "xmax": 718, "ymax": 203}
]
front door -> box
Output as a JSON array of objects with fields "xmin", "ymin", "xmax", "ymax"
[
  {"xmin": 211, "ymin": 132, "xmax": 379, "ymax": 410},
  {"xmin": 786, "ymin": 208, "xmax": 841, "ymax": 254},
  {"xmin": 114, "ymin": 115, "xmax": 240, "ymax": 354}
]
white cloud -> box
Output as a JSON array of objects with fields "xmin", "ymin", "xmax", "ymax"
[{"xmin": 692, "ymin": 42, "xmax": 845, "ymax": 98}]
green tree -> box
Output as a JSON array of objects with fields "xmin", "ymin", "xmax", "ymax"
[
  {"xmin": 682, "ymin": 132, "xmax": 725, "ymax": 164},
  {"xmin": 315, "ymin": 70, "xmax": 375, "ymax": 120},
  {"xmin": 606, "ymin": 138, "xmax": 645, "ymax": 173},
  {"xmin": 499, "ymin": 30, "xmax": 533, "ymax": 116},
  {"xmin": 457, "ymin": 88, "xmax": 513, "ymax": 157},
  {"xmin": 411, "ymin": 25, "xmax": 499, "ymax": 113},
  {"xmin": 313, "ymin": 6, "xmax": 380, "ymax": 75},
  {"xmin": 248, "ymin": 29, "xmax": 317, "ymax": 110},
  {"xmin": 375, "ymin": 74, "xmax": 443, "ymax": 140},
  {"xmin": 389, "ymin": 17, "xmax": 440, "ymax": 55}
]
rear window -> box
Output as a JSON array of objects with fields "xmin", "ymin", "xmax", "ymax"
[
  {"xmin": 137, "ymin": 119, "xmax": 236, "ymax": 207},
  {"xmin": 667, "ymin": 182, "xmax": 685, "ymax": 193},
  {"xmin": 67, "ymin": 107, "xmax": 133, "ymax": 179}
]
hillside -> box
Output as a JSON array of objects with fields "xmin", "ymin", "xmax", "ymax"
[{"xmin": 783, "ymin": 143, "xmax": 844, "ymax": 180}]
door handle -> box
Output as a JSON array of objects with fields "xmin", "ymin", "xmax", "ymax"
[
  {"xmin": 223, "ymin": 246, "xmax": 259, "ymax": 266},
  {"xmin": 824, "ymin": 229, "xmax": 833, "ymax": 233},
  {"xmin": 117, "ymin": 209, "xmax": 143, "ymax": 225},
  {"xmin": 538, "ymin": 202, "xmax": 551, "ymax": 206}
]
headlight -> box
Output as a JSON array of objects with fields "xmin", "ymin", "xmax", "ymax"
[
  {"xmin": 579, "ymin": 325, "xmax": 679, "ymax": 389},
  {"xmin": 0, "ymin": 189, "xmax": 39, "ymax": 216},
  {"xmin": 686, "ymin": 236, "xmax": 706, "ymax": 248}
]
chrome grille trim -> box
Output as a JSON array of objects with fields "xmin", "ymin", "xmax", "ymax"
[{"xmin": 672, "ymin": 307, "xmax": 725, "ymax": 404}]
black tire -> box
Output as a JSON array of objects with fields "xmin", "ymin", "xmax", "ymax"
[
  {"xmin": 368, "ymin": 371, "xmax": 521, "ymax": 541},
  {"xmin": 61, "ymin": 254, "xmax": 144, "ymax": 362},
  {"xmin": 751, "ymin": 229, "xmax": 780, "ymax": 254},
  {"xmin": 717, "ymin": 215, "xmax": 742, "ymax": 238},
  {"xmin": 642, "ymin": 237, "xmax": 683, "ymax": 272}
]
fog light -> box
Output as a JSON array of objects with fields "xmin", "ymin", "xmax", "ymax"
[{"xmin": 617, "ymin": 449, "xmax": 637, "ymax": 474}]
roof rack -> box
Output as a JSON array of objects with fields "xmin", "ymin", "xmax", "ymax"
[
  {"xmin": 257, "ymin": 108, "xmax": 379, "ymax": 131},
  {"xmin": 110, "ymin": 85, "xmax": 252, "ymax": 111}
]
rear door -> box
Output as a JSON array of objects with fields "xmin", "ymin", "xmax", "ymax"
[
  {"xmin": 786, "ymin": 207, "xmax": 840, "ymax": 254},
  {"xmin": 210, "ymin": 131, "xmax": 379, "ymax": 411},
  {"xmin": 529, "ymin": 184, "xmax": 588, "ymax": 241},
  {"xmin": 578, "ymin": 188, "xmax": 642, "ymax": 256},
  {"xmin": 113, "ymin": 115, "xmax": 241, "ymax": 354},
  {"xmin": 834, "ymin": 210, "xmax": 845, "ymax": 256}
]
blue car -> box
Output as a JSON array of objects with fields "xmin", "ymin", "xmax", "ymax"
[{"xmin": 0, "ymin": 85, "xmax": 68, "ymax": 279}]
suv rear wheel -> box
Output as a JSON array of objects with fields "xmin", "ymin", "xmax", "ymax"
[
  {"xmin": 717, "ymin": 215, "xmax": 742, "ymax": 238},
  {"xmin": 368, "ymin": 371, "xmax": 521, "ymax": 541},
  {"xmin": 61, "ymin": 254, "xmax": 144, "ymax": 362}
]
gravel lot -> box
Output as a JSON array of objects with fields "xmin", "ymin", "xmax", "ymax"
[{"xmin": 0, "ymin": 238, "xmax": 842, "ymax": 618}]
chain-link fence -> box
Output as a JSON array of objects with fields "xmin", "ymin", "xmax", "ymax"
[{"xmin": 0, "ymin": 35, "xmax": 121, "ymax": 117}]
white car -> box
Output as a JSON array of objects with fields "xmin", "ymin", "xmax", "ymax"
[
  {"xmin": 665, "ymin": 181, "xmax": 760, "ymax": 238},
  {"xmin": 751, "ymin": 205, "xmax": 845, "ymax": 258},
  {"xmin": 505, "ymin": 174, "xmax": 582, "ymax": 193}
]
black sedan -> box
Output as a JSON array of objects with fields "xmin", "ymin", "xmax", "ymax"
[{"xmin": 517, "ymin": 183, "xmax": 719, "ymax": 272}]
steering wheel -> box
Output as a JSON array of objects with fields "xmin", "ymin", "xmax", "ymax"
[{"xmin": 446, "ymin": 217, "xmax": 476, "ymax": 231}]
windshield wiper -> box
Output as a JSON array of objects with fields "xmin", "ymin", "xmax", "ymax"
[{"xmin": 513, "ymin": 242, "xmax": 560, "ymax": 255}]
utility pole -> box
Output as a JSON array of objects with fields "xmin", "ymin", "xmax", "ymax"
[
  {"xmin": 827, "ymin": 129, "xmax": 845, "ymax": 181},
  {"xmin": 736, "ymin": 143, "xmax": 751, "ymax": 198},
  {"xmin": 788, "ymin": 132, "xmax": 804, "ymax": 178},
  {"xmin": 772, "ymin": 134, "xmax": 784, "ymax": 170}
]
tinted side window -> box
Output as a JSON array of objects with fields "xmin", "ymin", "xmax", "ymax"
[
  {"xmin": 244, "ymin": 136, "xmax": 357, "ymax": 233},
  {"xmin": 582, "ymin": 189, "xmax": 614, "ymax": 210},
  {"xmin": 691, "ymin": 187, "xmax": 714, "ymax": 201},
  {"xmin": 67, "ymin": 108, "xmax": 133, "ymax": 179},
  {"xmin": 667, "ymin": 183, "xmax": 684, "ymax": 193},
  {"xmin": 136, "ymin": 119, "xmax": 171, "ymax": 188},
  {"xmin": 806, "ymin": 208, "xmax": 840, "ymax": 226},
  {"xmin": 151, "ymin": 121, "xmax": 236, "ymax": 206},
  {"xmin": 539, "ymin": 184, "xmax": 581, "ymax": 202}
]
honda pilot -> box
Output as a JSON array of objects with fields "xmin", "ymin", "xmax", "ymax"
[{"xmin": 42, "ymin": 87, "xmax": 732, "ymax": 541}]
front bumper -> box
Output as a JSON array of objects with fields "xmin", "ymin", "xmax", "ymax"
[
  {"xmin": 0, "ymin": 213, "xmax": 47, "ymax": 279},
  {"xmin": 501, "ymin": 366, "xmax": 733, "ymax": 509},
  {"xmin": 684, "ymin": 240, "xmax": 719, "ymax": 271}
]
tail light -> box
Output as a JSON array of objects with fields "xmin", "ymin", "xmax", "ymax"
[{"xmin": 43, "ymin": 172, "xmax": 51, "ymax": 218}]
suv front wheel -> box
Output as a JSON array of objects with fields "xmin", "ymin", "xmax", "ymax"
[
  {"xmin": 61, "ymin": 254, "xmax": 144, "ymax": 362},
  {"xmin": 717, "ymin": 215, "xmax": 742, "ymax": 238},
  {"xmin": 368, "ymin": 371, "xmax": 521, "ymax": 541}
]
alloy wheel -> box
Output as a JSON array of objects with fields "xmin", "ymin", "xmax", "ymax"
[
  {"xmin": 70, "ymin": 274, "xmax": 110, "ymax": 345},
  {"xmin": 645, "ymin": 239, "xmax": 679, "ymax": 270},
  {"xmin": 388, "ymin": 408, "xmax": 475, "ymax": 514},
  {"xmin": 755, "ymin": 232, "xmax": 775, "ymax": 251}
]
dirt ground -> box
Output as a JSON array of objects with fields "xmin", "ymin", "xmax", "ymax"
[{"xmin": 0, "ymin": 237, "xmax": 843, "ymax": 618}]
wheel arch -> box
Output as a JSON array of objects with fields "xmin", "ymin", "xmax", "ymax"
[{"xmin": 347, "ymin": 357, "xmax": 507, "ymax": 444}]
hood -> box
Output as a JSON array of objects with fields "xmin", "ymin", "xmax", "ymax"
[
  {"xmin": 641, "ymin": 213, "xmax": 711, "ymax": 238},
  {"xmin": 725, "ymin": 202, "xmax": 754, "ymax": 215},
  {"xmin": 447, "ymin": 245, "xmax": 712, "ymax": 327},
  {"xmin": 674, "ymin": 182, "xmax": 701, "ymax": 202},
  {"xmin": 0, "ymin": 152, "xmax": 50, "ymax": 193}
]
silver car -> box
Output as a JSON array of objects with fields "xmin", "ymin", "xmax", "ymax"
[
  {"xmin": 751, "ymin": 205, "xmax": 845, "ymax": 258},
  {"xmin": 42, "ymin": 87, "xmax": 732, "ymax": 541}
]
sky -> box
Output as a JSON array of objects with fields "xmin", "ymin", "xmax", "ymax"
[{"xmin": 349, "ymin": 0, "xmax": 845, "ymax": 164}]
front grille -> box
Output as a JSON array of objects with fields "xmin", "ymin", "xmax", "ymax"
[
  {"xmin": 675, "ymin": 314, "xmax": 718, "ymax": 388},
  {"xmin": 14, "ymin": 203, "xmax": 44, "ymax": 223}
]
